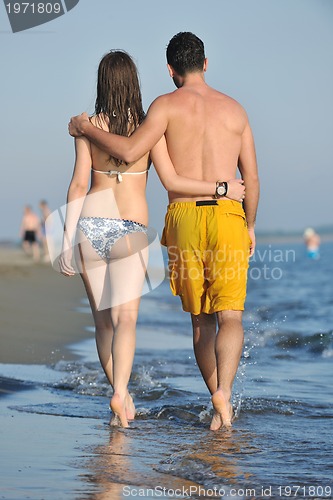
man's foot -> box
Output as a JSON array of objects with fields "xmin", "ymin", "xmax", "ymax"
[
  {"xmin": 125, "ymin": 393, "xmax": 136, "ymax": 421},
  {"xmin": 110, "ymin": 393, "xmax": 129, "ymax": 428},
  {"xmin": 210, "ymin": 389, "xmax": 233, "ymax": 431}
]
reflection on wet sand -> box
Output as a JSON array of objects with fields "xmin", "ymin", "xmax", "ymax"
[
  {"xmin": 79, "ymin": 420, "xmax": 261, "ymax": 499},
  {"xmin": 175, "ymin": 427, "xmax": 260, "ymax": 485},
  {"xmin": 81, "ymin": 423, "xmax": 205, "ymax": 499}
]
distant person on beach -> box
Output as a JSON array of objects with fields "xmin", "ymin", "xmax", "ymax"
[
  {"xmin": 303, "ymin": 227, "xmax": 320, "ymax": 260},
  {"xmin": 60, "ymin": 50, "xmax": 245, "ymax": 428},
  {"xmin": 20, "ymin": 205, "xmax": 41, "ymax": 262},
  {"xmin": 39, "ymin": 199, "xmax": 52, "ymax": 262},
  {"xmin": 69, "ymin": 32, "xmax": 259, "ymax": 430}
]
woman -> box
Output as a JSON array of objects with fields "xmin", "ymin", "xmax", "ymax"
[{"xmin": 59, "ymin": 50, "xmax": 244, "ymax": 428}]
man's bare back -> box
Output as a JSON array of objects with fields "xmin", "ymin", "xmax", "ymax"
[{"xmin": 156, "ymin": 78, "xmax": 249, "ymax": 203}]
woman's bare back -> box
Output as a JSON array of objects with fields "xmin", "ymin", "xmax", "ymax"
[{"xmin": 81, "ymin": 115, "xmax": 150, "ymax": 225}]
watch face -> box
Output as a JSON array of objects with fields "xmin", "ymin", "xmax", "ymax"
[{"xmin": 217, "ymin": 185, "xmax": 226, "ymax": 196}]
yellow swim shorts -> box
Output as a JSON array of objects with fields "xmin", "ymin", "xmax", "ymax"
[{"xmin": 161, "ymin": 199, "xmax": 251, "ymax": 315}]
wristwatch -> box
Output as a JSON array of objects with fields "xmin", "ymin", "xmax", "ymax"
[{"xmin": 214, "ymin": 181, "xmax": 228, "ymax": 198}]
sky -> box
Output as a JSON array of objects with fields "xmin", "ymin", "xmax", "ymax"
[{"xmin": 1, "ymin": 0, "xmax": 332, "ymax": 240}]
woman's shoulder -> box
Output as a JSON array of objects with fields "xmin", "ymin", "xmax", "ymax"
[{"xmin": 90, "ymin": 114, "xmax": 109, "ymax": 131}]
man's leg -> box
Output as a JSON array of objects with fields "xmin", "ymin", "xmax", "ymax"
[
  {"xmin": 210, "ymin": 310, "xmax": 244, "ymax": 431},
  {"xmin": 191, "ymin": 313, "xmax": 218, "ymax": 395}
]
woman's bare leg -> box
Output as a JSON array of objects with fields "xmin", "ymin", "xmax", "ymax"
[
  {"xmin": 77, "ymin": 240, "xmax": 136, "ymax": 423},
  {"xmin": 109, "ymin": 301, "xmax": 139, "ymax": 428},
  {"xmin": 108, "ymin": 234, "xmax": 148, "ymax": 427}
]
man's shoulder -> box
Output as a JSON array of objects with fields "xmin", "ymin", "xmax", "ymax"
[
  {"xmin": 219, "ymin": 92, "xmax": 249, "ymax": 125},
  {"xmin": 151, "ymin": 91, "xmax": 177, "ymax": 105},
  {"xmin": 215, "ymin": 89, "xmax": 246, "ymax": 112},
  {"xmin": 146, "ymin": 91, "xmax": 178, "ymax": 117}
]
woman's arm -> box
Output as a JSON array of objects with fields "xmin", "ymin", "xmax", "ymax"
[
  {"xmin": 59, "ymin": 136, "xmax": 91, "ymax": 276},
  {"xmin": 150, "ymin": 136, "xmax": 245, "ymax": 200}
]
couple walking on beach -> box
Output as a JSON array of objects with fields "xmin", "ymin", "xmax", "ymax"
[{"xmin": 60, "ymin": 32, "xmax": 259, "ymax": 430}]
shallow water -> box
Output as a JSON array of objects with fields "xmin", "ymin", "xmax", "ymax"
[{"xmin": 1, "ymin": 242, "xmax": 332, "ymax": 499}]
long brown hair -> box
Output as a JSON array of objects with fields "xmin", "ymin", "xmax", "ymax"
[{"xmin": 94, "ymin": 50, "xmax": 145, "ymax": 166}]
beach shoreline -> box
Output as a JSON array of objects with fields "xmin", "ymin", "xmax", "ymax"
[
  {"xmin": 0, "ymin": 244, "xmax": 332, "ymax": 500},
  {"xmin": 0, "ymin": 245, "xmax": 93, "ymax": 365}
]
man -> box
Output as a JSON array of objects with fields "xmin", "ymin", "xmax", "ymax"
[
  {"xmin": 69, "ymin": 32, "xmax": 259, "ymax": 430},
  {"xmin": 20, "ymin": 205, "xmax": 41, "ymax": 262}
]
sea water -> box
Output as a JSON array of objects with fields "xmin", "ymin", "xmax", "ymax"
[{"xmin": 0, "ymin": 241, "xmax": 332, "ymax": 499}]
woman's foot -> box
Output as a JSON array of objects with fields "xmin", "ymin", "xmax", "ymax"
[
  {"xmin": 210, "ymin": 389, "xmax": 234, "ymax": 431},
  {"xmin": 125, "ymin": 393, "xmax": 136, "ymax": 421},
  {"xmin": 110, "ymin": 393, "xmax": 129, "ymax": 428}
]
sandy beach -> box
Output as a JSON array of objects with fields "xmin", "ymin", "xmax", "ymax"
[{"xmin": 0, "ymin": 246, "xmax": 93, "ymax": 366}]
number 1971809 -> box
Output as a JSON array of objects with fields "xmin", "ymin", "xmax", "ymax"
[
  {"xmin": 277, "ymin": 485, "xmax": 332, "ymax": 497},
  {"xmin": 6, "ymin": 3, "xmax": 62, "ymax": 14}
]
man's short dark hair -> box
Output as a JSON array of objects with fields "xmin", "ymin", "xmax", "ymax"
[{"xmin": 166, "ymin": 32, "xmax": 205, "ymax": 76}]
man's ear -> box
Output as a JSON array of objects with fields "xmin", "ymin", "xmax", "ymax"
[
  {"xmin": 203, "ymin": 58, "xmax": 208, "ymax": 72},
  {"xmin": 167, "ymin": 64, "xmax": 175, "ymax": 78}
]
